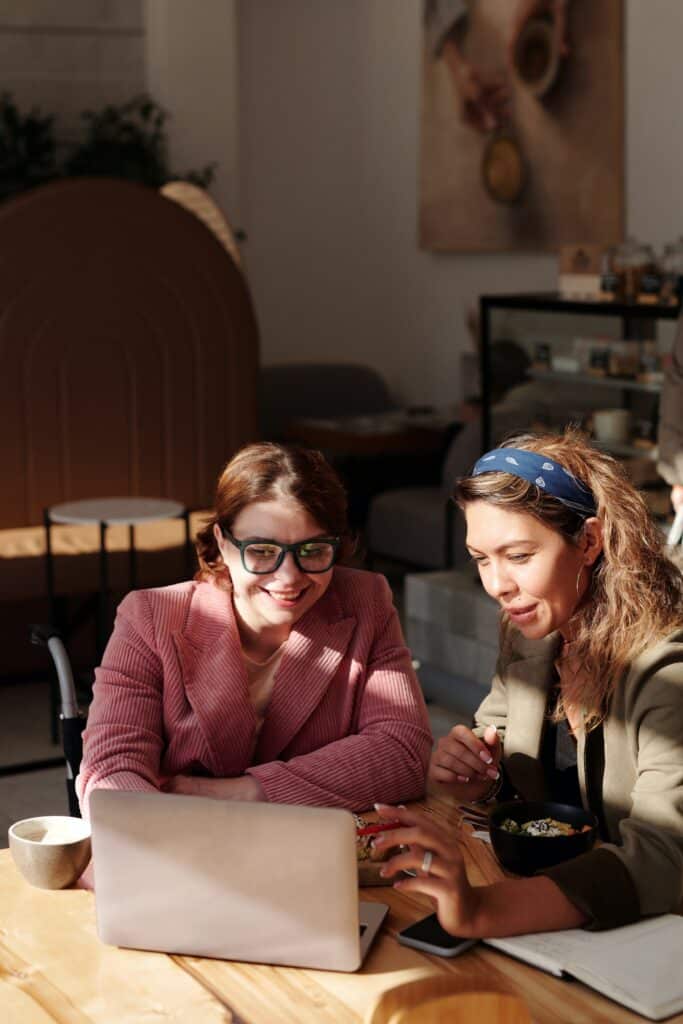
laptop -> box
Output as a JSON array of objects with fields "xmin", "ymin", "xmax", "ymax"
[{"xmin": 89, "ymin": 789, "xmax": 388, "ymax": 972}]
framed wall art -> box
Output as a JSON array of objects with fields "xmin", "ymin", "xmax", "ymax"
[{"xmin": 420, "ymin": 0, "xmax": 624, "ymax": 252}]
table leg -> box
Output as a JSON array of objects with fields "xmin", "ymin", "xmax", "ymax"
[
  {"xmin": 445, "ymin": 501, "xmax": 455, "ymax": 570},
  {"xmin": 128, "ymin": 524, "xmax": 137, "ymax": 590},
  {"xmin": 480, "ymin": 298, "xmax": 492, "ymax": 451},
  {"xmin": 44, "ymin": 509, "xmax": 56, "ymax": 623},
  {"xmin": 97, "ymin": 521, "xmax": 109, "ymax": 661},
  {"xmin": 44, "ymin": 509, "xmax": 59, "ymax": 744},
  {"xmin": 182, "ymin": 508, "xmax": 193, "ymax": 577}
]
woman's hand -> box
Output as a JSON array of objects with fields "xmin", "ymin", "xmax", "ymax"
[
  {"xmin": 429, "ymin": 723, "xmax": 501, "ymax": 801},
  {"xmin": 162, "ymin": 774, "xmax": 265, "ymax": 802},
  {"xmin": 375, "ymin": 804, "xmax": 588, "ymax": 937},
  {"xmin": 373, "ymin": 804, "xmax": 483, "ymax": 937},
  {"xmin": 441, "ymin": 38, "xmax": 510, "ymax": 135},
  {"xmin": 75, "ymin": 859, "xmax": 95, "ymax": 891}
]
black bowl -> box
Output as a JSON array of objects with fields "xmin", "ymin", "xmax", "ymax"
[{"xmin": 489, "ymin": 801, "xmax": 598, "ymax": 877}]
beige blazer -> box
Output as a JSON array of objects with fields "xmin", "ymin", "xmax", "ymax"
[{"xmin": 475, "ymin": 628, "xmax": 683, "ymax": 929}]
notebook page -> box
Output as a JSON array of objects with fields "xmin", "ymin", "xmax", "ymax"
[
  {"xmin": 486, "ymin": 917, "xmax": 677, "ymax": 974},
  {"xmin": 486, "ymin": 928, "xmax": 588, "ymax": 976},
  {"xmin": 565, "ymin": 917, "xmax": 683, "ymax": 1020},
  {"xmin": 487, "ymin": 917, "xmax": 683, "ymax": 1018}
]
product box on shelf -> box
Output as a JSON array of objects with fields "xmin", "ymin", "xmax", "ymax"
[{"xmin": 558, "ymin": 244, "xmax": 601, "ymax": 300}]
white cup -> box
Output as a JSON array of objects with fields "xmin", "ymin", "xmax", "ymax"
[
  {"xmin": 593, "ymin": 408, "xmax": 631, "ymax": 444},
  {"xmin": 9, "ymin": 815, "xmax": 91, "ymax": 889}
]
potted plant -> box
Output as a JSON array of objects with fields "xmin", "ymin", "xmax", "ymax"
[{"xmin": 0, "ymin": 92, "xmax": 57, "ymax": 201}]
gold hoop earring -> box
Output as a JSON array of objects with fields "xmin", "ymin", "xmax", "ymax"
[{"xmin": 575, "ymin": 565, "xmax": 584, "ymax": 596}]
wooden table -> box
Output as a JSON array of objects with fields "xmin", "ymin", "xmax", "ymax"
[{"xmin": 1, "ymin": 792, "xmax": 679, "ymax": 1024}]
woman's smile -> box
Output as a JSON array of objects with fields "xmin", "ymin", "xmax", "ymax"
[
  {"xmin": 260, "ymin": 585, "xmax": 310, "ymax": 608},
  {"xmin": 503, "ymin": 602, "xmax": 538, "ymax": 624},
  {"xmin": 465, "ymin": 501, "xmax": 591, "ymax": 640},
  {"xmin": 217, "ymin": 498, "xmax": 334, "ymax": 639}
]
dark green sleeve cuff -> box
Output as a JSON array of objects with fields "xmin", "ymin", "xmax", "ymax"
[{"xmin": 540, "ymin": 847, "xmax": 641, "ymax": 931}]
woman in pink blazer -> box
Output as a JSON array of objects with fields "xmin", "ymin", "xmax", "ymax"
[{"xmin": 77, "ymin": 443, "xmax": 432, "ymax": 815}]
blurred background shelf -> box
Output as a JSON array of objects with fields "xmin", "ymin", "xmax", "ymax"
[
  {"xmin": 527, "ymin": 368, "xmax": 662, "ymax": 394},
  {"xmin": 479, "ymin": 294, "xmax": 673, "ymax": 507}
]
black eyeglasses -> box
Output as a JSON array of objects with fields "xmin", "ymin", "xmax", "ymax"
[{"xmin": 221, "ymin": 529, "xmax": 340, "ymax": 574}]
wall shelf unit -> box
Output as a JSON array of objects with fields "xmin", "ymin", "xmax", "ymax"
[{"xmin": 479, "ymin": 291, "xmax": 678, "ymax": 454}]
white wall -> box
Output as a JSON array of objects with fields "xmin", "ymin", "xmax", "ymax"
[
  {"xmin": 626, "ymin": 0, "xmax": 683, "ymax": 248},
  {"xmin": 238, "ymin": 0, "xmax": 683, "ymax": 406},
  {"xmin": 0, "ymin": 0, "xmax": 145, "ymax": 149},
  {"xmin": 238, "ymin": 0, "xmax": 554, "ymax": 408},
  {"xmin": 145, "ymin": 0, "xmax": 241, "ymax": 224}
]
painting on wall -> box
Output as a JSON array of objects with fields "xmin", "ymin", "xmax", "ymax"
[{"xmin": 420, "ymin": 0, "xmax": 624, "ymax": 252}]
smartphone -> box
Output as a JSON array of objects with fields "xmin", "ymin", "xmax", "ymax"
[{"xmin": 397, "ymin": 913, "xmax": 478, "ymax": 958}]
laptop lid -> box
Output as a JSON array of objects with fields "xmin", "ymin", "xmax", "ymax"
[{"xmin": 90, "ymin": 789, "xmax": 386, "ymax": 972}]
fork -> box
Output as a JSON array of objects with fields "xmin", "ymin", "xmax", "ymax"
[{"xmin": 458, "ymin": 806, "xmax": 490, "ymax": 830}]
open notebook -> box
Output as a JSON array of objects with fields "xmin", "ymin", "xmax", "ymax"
[{"xmin": 485, "ymin": 914, "xmax": 683, "ymax": 1021}]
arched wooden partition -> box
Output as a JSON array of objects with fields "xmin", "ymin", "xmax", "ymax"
[{"xmin": 0, "ymin": 178, "xmax": 259, "ymax": 528}]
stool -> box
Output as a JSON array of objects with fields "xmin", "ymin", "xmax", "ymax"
[{"xmin": 44, "ymin": 498, "xmax": 189, "ymax": 740}]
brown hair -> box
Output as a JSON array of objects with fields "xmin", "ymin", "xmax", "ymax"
[
  {"xmin": 195, "ymin": 442, "xmax": 355, "ymax": 587},
  {"xmin": 454, "ymin": 428, "xmax": 683, "ymax": 728}
]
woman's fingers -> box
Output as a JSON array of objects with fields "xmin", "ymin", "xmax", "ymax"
[
  {"xmin": 451, "ymin": 723, "xmax": 499, "ymax": 769},
  {"xmin": 430, "ymin": 763, "xmax": 471, "ymax": 785},
  {"xmin": 431, "ymin": 725, "xmax": 501, "ymax": 781},
  {"xmin": 392, "ymin": 874, "xmax": 473, "ymax": 939},
  {"xmin": 372, "ymin": 808, "xmax": 458, "ymax": 863},
  {"xmin": 75, "ymin": 859, "xmax": 95, "ymax": 891},
  {"xmin": 483, "ymin": 724, "xmax": 502, "ymax": 765},
  {"xmin": 374, "ymin": 802, "xmax": 445, "ymax": 834},
  {"xmin": 396, "ymin": 874, "xmax": 481, "ymax": 941},
  {"xmin": 433, "ymin": 746, "xmax": 495, "ymax": 781},
  {"xmin": 373, "ymin": 804, "xmax": 477, "ymax": 935},
  {"xmin": 379, "ymin": 843, "xmax": 462, "ymax": 881},
  {"xmin": 163, "ymin": 774, "xmax": 203, "ymax": 796},
  {"xmin": 430, "ymin": 746, "xmax": 477, "ymax": 780}
]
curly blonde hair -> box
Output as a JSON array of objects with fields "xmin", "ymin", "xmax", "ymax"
[{"xmin": 454, "ymin": 429, "xmax": 683, "ymax": 728}]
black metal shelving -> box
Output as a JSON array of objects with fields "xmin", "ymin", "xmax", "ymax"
[{"xmin": 479, "ymin": 292, "xmax": 679, "ymax": 449}]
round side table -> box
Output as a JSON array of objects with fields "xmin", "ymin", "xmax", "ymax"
[{"xmin": 44, "ymin": 496, "xmax": 190, "ymax": 671}]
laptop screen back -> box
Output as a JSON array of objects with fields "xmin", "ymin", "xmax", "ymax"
[{"xmin": 90, "ymin": 790, "xmax": 365, "ymax": 971}]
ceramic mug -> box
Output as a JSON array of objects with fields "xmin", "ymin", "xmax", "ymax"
[
  {"xmin": 593, "ymin": 408, "xmax": 631, "ymax": 445},
  {"xmin": 9, "ymin": 815, "xmax": 91, "ymax": 889}
]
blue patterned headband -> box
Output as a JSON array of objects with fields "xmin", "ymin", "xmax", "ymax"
[{"xmin": 472, "ymin": 448, "xmax": 597, "ymax": 517}]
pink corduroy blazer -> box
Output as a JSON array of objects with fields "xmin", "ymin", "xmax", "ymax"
[{"xmin": 77, "ymin": 567, "xmax": 432, "ymax": 814}]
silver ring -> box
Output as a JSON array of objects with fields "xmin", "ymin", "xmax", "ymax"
[{"xmin": 421, "ymin": 849, "xmax": 433, "ymax": 874}]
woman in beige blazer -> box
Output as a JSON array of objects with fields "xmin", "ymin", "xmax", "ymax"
[{"xmin": 375, "ymin": 430, "xmax": 683, "ymax": 934}]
